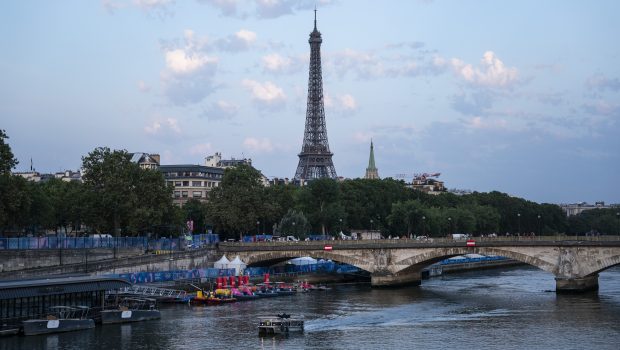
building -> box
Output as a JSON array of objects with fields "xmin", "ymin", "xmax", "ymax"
[
  {"xmin": 14, "ymin": 170, "xmax": 82, "ymax": 183},
  {"xmin": 409, "ymin": 173, "xmax": 445, "ymax": 195},
  {"xmin": 205, "ymin": 152, "xmax": 252, "ymax": 168},
  {"xmin": 294, "ymin": 10, "xmax": 338, "ymax": 181},
  {"xmin": 364, "ymin": 140, "xmax": 379, "ymax": 179},
  {"xmin": 560, "ymin": 202, "xmax": 613, "ymax": 217},
  {"xmin": 158, "ymin": 165, "xmax": 224, "ymax": 206},
  {"xmin": 130, "ymin": 152, "xmax": 160, "ymax": 170}
]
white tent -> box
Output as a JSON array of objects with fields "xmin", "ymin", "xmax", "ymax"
[
  {"xmin": 229, "ymin": 256, "xmax": 247, "ymax": 276},
  {"xmin": 213, "ymin": 255, "xmax": 230, "ymax": 269}
]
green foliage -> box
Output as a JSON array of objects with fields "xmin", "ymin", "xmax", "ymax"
[
  {"xmin": 206, "ymin": 164, "xmax": 265, "ymax": 239},
  {"xmin": 0, "ymin": 129, "xmax": 18, "ymax": 175},
  {"xmin": 278, "ymin": 209, "xmax": 310, "ymax": 238},
  {"xmin": 81, "ymin": 147, "xmax": 174, "ymax": 236},
  {"xmin": 297, "ymin": 178, "xmax": 345, "ymax": 235}
]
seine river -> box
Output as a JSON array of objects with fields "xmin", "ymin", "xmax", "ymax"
[{"xmin": 5, "ymin": 266, "xmax": 620, "ymax": 350}]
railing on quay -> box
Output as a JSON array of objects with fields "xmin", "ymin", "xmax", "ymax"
[{"xmin": 0, "ymin": 233, "xmax": 220, "ymax": 250}]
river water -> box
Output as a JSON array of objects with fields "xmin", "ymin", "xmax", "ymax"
[{"xmin": 4, "ymin": 266, "xmax": 620, "ymax": 350}]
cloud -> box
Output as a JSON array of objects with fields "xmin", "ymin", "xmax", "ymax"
[
  {"xmin": 325, "ymin": 92, "xmax": 358, "ymax": 115},
  {"xmin": 197, "ymin": 0, "xmax": 334, "ymax": 19},
  {"xmin": 202, "ymin": 100, "xmax": 240, "ymax": 121},
  {"xmin": 197, "ymin": 0, "xmax": 241, "ymax": 17},
  {"xmin": 241, "ymin": 79, "xmax": 286, "ymax": 109},
  {"xmin": 215, "ymin": 29, "xmax": 257, "ymax": 52},
  {"xmin": 262, "ymin": 53, "xmax": 305, "ymax": 74},
  {"xmin": 352, "ymin": 131, "xmax": 374, "ymax": 144},
  {"xmin": 464, "ymin": 116, "xmax": 509, "ymax": 130},
  {"xmin": 582, "ymin": 100, "xmax": 620, "ymax": 117},
  {"xmin": 445, "ymin": 51, "xmax": 519, "ymax": 88},
  {"xmin": 328, "ymin": 48, "xmax": 386, "ymax": 79},
  {"xmin": 451, "ymin": 91, "xmax": 494, "ymax": 115},
  {"xmin": 243, "ymin": 137, "xmax": 274, "ymax": 153},
  {"xmin": 103, "ymin": 0, "xmax": 175, "ymax": 18},
  {"xmin": 160, "ymin": 29, "xmax": 219, "ymax": 105},
  {"xmin": 137, "ymin": 80, "xmax": 150, "ymax": 92},
  {"xmin": 585, "ymin": 74, "xmax": 620, "ymax": 92},
  {"xmin": 188, "ymin": 142, "xmax": 213, "ymax": 155},
  {"xmin": 144, "ymin": 117, "xmax": 183, "ymax": 141}
]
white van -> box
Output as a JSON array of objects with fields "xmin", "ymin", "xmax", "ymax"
[{"xmin": 285, "ymin": 236, "xmax": 299, "ymax": 242}]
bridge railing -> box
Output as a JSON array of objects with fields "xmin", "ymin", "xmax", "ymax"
[{"xmin": 219, "ymin": 235, "xmax": 620, "ymax": 248}]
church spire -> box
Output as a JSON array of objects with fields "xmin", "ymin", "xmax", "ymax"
[{"xmin": 364, "ymin": 139, "xmax": 379, "ymax": 179}]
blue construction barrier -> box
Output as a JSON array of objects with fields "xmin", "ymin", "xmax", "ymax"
[
  {"xmin": 0, "ymin": 233, "xmax": 219, "ymax": 250},
  {"xmin": 110, "ymin": 267, "xmax": 236, "ymax": 284}
]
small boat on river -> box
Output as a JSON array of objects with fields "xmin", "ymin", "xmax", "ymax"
[
  {"xmin": 22, "ymin": 306, "xmax": 95, "ymax": 336},
  {"xmin": 101, "ymin": 297, "xmax": 161, "ymax": 324},
  {"xmin": 258, "ymin": 314, "xmax": 304, "ymax": 336}
]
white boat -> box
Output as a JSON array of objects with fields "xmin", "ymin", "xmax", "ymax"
[
  {"xmin": 100, "ymin": 297, "xmax": 161, "ymax": 324},
  {"xmin": 22, "ymin": 306, "xmax": 95, "ymax": 336},
  {"xmin": 258, "ymin": 314, "xmax": 304, "ymax": 336}
]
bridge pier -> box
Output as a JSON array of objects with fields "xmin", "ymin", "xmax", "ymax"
[
  {"xmin": 555, "ymin": 274, "xmax": 599, "ymax": 293},
  {"xmin": 371, "ymin": 271, "xmax": 421, "ymax": 288}
]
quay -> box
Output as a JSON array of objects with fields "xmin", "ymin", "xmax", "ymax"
[{"xmin": 0, "ymin": 276, "xmax": 131, "ymax": 336}]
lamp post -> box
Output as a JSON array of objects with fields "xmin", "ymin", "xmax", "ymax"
[
  {"xmin": 339, "ymin": 218, "xmax": 343, "ymax": 234},
  {"xmin": 422, "ymin": 216, "xmax": 426, "ymax": 237},
  {"xmin": 517, "ymin": 213, "xmax": 521, "ymax": 235},
  {"xmin": 292, "ymin": 221, "xmax": 296, "ymax": 236},
  {"xmin": 616, "ymin": 212, "xmax": 619, "ymax": 236},
  {"xmin": 537, "ymin": 215, "xmax": 541, "ymax": 236},
  {"xmin": 448, "ymin": 217, "xmax": 452, "ymax": 237},
  {"xmin": 256, "ymin": 220, "xmax": 260, "ymax": 235},
  {"xmin": 370, "ymin": 219, "xmax": 374, "ymax": 232}
]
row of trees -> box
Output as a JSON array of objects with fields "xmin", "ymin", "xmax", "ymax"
[
  {"xmin": 1, "ymin": 129, "xmax": 618, "ymax": 239},
  {"xmin": 202, "ymin": 165, "xmax": 580, "ymax": 240}
]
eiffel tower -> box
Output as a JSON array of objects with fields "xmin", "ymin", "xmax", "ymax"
[{"xmin": 294, "ymin": 9, "xmax": 337, "ymax": 181}]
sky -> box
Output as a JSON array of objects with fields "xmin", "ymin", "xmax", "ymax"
[{"xmin": 1, "ymin": 0, "xmax": 619, "ymax": 205}]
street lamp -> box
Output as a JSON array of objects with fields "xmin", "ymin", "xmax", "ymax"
[
  {"xmin": 370, "ymin": 219, "xmax": 374, "ymax": 231},
  {"xmin": 537, "ymin": 215, "xmax": 541, "ymax": 236},
  {"xmin": 448, "ymin": 217, "xmax": 452, "ymax": 237},
  {"xmin": 339, "ymin": 218, "xmax": 343, "ymax": 234},
  {"xmin": 292, "ymin": 221, "xmax": 296, "ymax": 236},
  {"xmin": 616, "ymin": 212, "xmax": 619, "ymax": 236},
  {"xmin": 256, "ymin": 220, "xmax": 260, "ymax": 235},
  {"xmin": 517, "ymin": 213, "xmax": 521, "ymax": 235},
  {"xmin": 422, "ymin": 216, "xmax": 426, "ymax": 237}
]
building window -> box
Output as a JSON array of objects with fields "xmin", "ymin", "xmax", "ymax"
[
  {"xmin": 192, "ymin": 181, "xmax": 202, "ymax": 187},
  {"xmin": 193, "ymin": 191, "xmax": 202, "ymax": 198},
  {"xmin": 183, "ymin": 181, "xmax": 189, "ymax": 186},
  {"xmin": 174, "ymin": 191, "xmax": 181, "ymax": 198},
  {"xmin": 181, "ymin": 191, "xmax": 188, "ymax": 198},
  {"xmin": 175, "ymin": 181, "xmax": 182, "ymax": 186}
]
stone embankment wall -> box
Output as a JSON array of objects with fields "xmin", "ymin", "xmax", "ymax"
[{"xmin": 0, "ymin": 248, "xmax": 218, "ymax": 280}]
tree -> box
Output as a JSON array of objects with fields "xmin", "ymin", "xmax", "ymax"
[
  {"xmin": 297, "ymin": 178, "xmax": 345, "ymax": 235},
  {"xmin": 81, "ymin": 147, "xmax": 173, "ymax": 237},
  {"xmin": 0, "ymin": 129, "xmax": 18, "ymax": 175},
  {"xmin": 207, "ymin": 164, "xmax": 265, "ymax": 240},
  {"xmin": 387, "ymin": 200, "xmax": 425, "ymax": 236},
  {"xmin": 278, "ymin": 209, "xmax": 310, "ymax": 238}
]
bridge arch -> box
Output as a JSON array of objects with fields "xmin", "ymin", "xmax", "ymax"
[
  {"xmin": 581, "ymin": 254, "xmax": 620, "ymax": 276},
  {"xmin": 236, "ymin": 250, "xmax": 373, "ymax": 273},
  {"xmin": 392, "ymin": 247, "xmax": 557, "ymax": 275}
]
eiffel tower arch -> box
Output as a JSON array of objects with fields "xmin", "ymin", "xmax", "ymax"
[{"xmin": 294, "ymin": 10, "xmax": 337, "ymax": 181}]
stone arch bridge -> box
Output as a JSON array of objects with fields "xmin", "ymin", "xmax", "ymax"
[{"xmin": 218, "ymin": 236, "xmax": 620, "ymax": 293}]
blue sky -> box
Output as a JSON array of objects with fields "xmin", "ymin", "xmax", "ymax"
[{"xmin": 1, "ymin": 0, "xmax": 619, "ymax": 204}]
